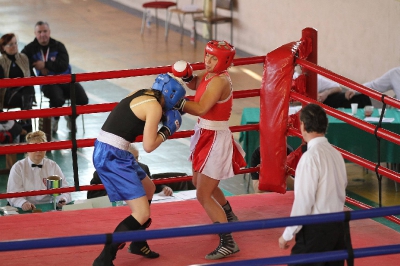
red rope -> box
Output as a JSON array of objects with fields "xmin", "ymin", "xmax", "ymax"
[
  {"xmin": 0, "ymin": 176, "xmax": 190, "ymax": 199},
  {"xmin": 346, "ymin": 197, "xmax": 400, "ymax": 225},
  {"xmin": 291, "ymin": 91, "xmax": 400, "ymax": 146},
  {"xmin": 0, "ymin": 57, "xmax": 265, "ymax": 88},
  {"xmin": 296, "ymin": 58, "xmax": 400, "ymax": 109}
]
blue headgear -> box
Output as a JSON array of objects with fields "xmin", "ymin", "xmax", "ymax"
[{"xmin": 152, "ymin": 73, "xmax": 187, "ymax": 110}]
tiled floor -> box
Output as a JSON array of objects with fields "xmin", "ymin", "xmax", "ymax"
[{"xmin": 0, "ymin": 0, "xmax": 399, "ymax": 210}]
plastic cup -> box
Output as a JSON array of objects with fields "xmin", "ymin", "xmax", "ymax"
[
  {"xmin": 364, "ymin": 105, "xmax": 374, "ymax": 117},
  {"xmin": 378, "ymin": 108, "xmax": 385, "ymax": 116},
  {"xmin": 351, "ymin": 103, "xmax": 358, "ymax": 115}
]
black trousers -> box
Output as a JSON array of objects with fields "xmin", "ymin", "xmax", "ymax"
[
  {"xmin": 289, "ymin": 222, "xmax": 345, "ymax": 266},
  {"xmin": 4, "ymin": 86, "xmax": 35, "ymax": 110},
  {"xmin": 324, "ymin": 92, "xmax": 372, "ymax": 109},
  {"xmin": 42, "ymin": 82, "xmax": 89, "ymax": 108}
]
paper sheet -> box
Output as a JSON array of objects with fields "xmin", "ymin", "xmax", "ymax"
[
  {"xmin": 364, "ymin": 117, "xmax": 395, "ymax": 123},
  {"xmin": 152, "ymin": 189, "xmax": 197, "ymax": 203}
]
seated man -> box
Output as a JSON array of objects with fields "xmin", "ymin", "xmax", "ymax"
[
  {"xmin": 151, "ymin": 172, "xmax": 195, "ymax": 194},
  {"xmin": 250, "ymin": 144, "xmax": 297, "ymax": 193},
  {"xmin": 21, "ymin": 21, "xmax": 89, "ymax": 133},
  {"xmin": 317, "ymin": 74, "xmax": 372, "ymax": 108},
  {"xmin": 363, "ymin": 67, "xmax": 400, "ymax": 100},
  {"xmin": 7, "ymin": 130, "xmax": 71, "ymax": 210},
  {"xmin": 293, "ymin": 66, "xmax": 372, "ymax": 108}
]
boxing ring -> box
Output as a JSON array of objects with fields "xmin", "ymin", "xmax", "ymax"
[{"xmin": 1, "ymin": 28, "xmax": 400, "ymax": 265}]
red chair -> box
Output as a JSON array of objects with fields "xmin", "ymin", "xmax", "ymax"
[{"xmin": 141, "ymin": 1, "xmax": 177, "ymax": 39}]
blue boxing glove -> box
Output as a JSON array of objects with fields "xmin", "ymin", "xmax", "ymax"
[{"xmin": 158, "ymin": 110, "xmax": 182, "ymax": 141}]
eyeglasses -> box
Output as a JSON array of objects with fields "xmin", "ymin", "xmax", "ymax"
[{"xmin": 5, "ymin": 42, "xmax": 18, "ymax": 47}]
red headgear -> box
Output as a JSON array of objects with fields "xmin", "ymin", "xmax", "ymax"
[{"xmin": 205, "ymin": 40, "xmax": 235, "ymax": 73}]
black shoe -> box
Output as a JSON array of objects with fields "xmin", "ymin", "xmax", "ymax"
[
  {"xmin": 128, "ymin": 241, "xmax": 160, "ymax": 259},
  {"xmin": 93, "ymin": 249, "xmax": 115, "ymax": 266},
  {"xmin": 93, "ymin": 256, "xmax": 114, "ymax": 266},
  {"xmin": 225, "ymin": 210, "xmax": 239, "ymax": 222},
  {"xmin": 93, "ymin": 243, "xmax": 125, "ymax": 266}
]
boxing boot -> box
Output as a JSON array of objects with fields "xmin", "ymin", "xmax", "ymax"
[
  {"xmin": 205, "ymin": 230, "xmax": 240, "ymax": 260},
  {"xmin": 93, "ymin": 215, "xmax": 141, "ymax": 265},
  {"xmin": 127, "ymin": 218, "xmax": 160, "ymax": 259},
  {"xmin": 222, "ymin": 201, "xmax": 238, "ymax": 222}
]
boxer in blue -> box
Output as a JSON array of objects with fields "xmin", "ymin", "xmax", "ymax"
[{"xmin": 92, "ymin": 73, "xmax": 186, "ymax": 266}]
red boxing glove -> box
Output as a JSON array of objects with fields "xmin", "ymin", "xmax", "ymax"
[{"xmin": 172, "ymin": 60, "xmax": 193, "ymax": 82}]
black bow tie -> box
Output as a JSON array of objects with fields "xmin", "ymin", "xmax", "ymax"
[{"xmin": 31, "ymin": 164, "xmax": 43, "ymax": 168}]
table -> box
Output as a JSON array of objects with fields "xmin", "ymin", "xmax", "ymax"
[{"xmin": 239, "ymin": 107, "xmax": 400, "ymax": 166}]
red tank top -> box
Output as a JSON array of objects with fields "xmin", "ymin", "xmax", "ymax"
[{"xmin": 194, "ymin": 72, "xmax": 232, "ymax": 121}]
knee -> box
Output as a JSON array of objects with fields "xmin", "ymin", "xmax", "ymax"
[
  {"xmin": 133, "ymin": 209, "xmax": 150, "ymax": 225},
  {"xmin": 77, "ymin": 95, "xmax": 89, "ymax": 105},
  {"xmin": 48, "ymin": 95, "xmax": 64, "ymax": 107},
  {"xmin": 192, "ymin": 177, "xmax": 198, "ymax": 187},
  {"xmin": 76, "ymin": 84, "xmax": 89, "ymax": 105},
  {"xmin": 196, "ymin": 190, "xmax": 210, "ymax": 206}
]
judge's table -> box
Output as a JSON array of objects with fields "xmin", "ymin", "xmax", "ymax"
[{"xmin": 239, "ymin": 107, "xmax": 400, "ymax": 166}]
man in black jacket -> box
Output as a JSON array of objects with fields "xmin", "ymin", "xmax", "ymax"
[{"xmin": 21, "ymin": 21, "xmax": 88, "ymax": 133}]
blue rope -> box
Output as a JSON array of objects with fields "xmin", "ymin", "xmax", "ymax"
[{"xmin": 1, "ymin": 205, "xmax": 400, "ymax": 257}]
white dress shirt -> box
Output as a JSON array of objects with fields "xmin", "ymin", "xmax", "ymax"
[
  {"xmin": 293, "ymin": 73, "xmax": 342, "ymax": 93},
  {"xmin": 282, "ymin": 137, "xmax": 347, "ymax": 241},
  {"xmin": 363, "ymin": 67, "xmax": 400, "ymax": 100},
  {"xmin": 7, "ymin": 157, "xmax": 72, "ymax": 207},
  {"xmin": 317, "ymin": 75, "xmax": 340, "ymax": 92}
]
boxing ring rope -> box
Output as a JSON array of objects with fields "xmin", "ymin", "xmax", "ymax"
[{"xmin": 1, "ymin": 27, "xmax": 400, "ymax": 264}]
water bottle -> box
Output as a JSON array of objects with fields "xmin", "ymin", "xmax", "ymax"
[
  {"xmin": 113, "ymin": 200, "xmax": 124, "ymax": 207},
  {"xmin": 146, "ymin": 10, "xmax": 152, "ymax": 28}
]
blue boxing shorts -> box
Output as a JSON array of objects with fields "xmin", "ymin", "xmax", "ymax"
[{"xmin": 93, "ymin": 140, "xmax": 147, "ymax": 202}]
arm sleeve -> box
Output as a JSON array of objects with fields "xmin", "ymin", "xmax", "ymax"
[
  {"xmin": 20, "ymin": 46, "xmax": 36, "ymax": 77},
  {"xmin": 45, "ymin": 41, "xmax": 70, "ymax": 73},
  {"xmin": 54, "ymin": 164, "xmax": 72, "ymax": 204},
  {"xmin": 282, "ymin": 154, "xmax": 319, "ymax": 241},
  {"xmin": 155, "ymin": 184, "xmax": 166, "ymax": 193},
  {"xmin": 6, "ymin": 165, "xmax": 28, "ymax": 208},
  {"xmin": 317, "ymin": 75, "xmax": 340, "ymax": 92}
]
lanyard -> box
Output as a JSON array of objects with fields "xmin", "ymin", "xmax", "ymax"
[{"xmin": 40, "ymin": 47, "xmax": 49, "ymax": 62}]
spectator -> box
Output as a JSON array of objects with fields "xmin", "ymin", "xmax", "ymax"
[
  {"xmin": 317, "ymin": 74, "xmax": 371, "ymax": 108},
  {"xmin": 278, "ymin": 104, "xmax": 348, "ymax": 265},
  {"xmin": 0, "ymin": 64, "xmax": 27, "ymax": 169},
  {"xmin": 293, "ymin": 67, "xmax": 372, "ymax": 108},
  {"xmin": 21, "ymin": 21, "xmax": 88, "ymax": 133},
  {"xmin": 128, "ymin": 143, "xmax": 176, "ymax": 196},
  {"xmin": 6, "ymin": 130, "xmax": 71, "ymax": 211},
  {"xmin": 0, "ymin": 33, "xmax": 35, "ymax": 111},
  {"xmin": 363, "ymin": 67, "xmax": 400, "ymax": 100},
  {"xmin": 0, "ymin": 117, "xmax": 27, "ymax": 169}
]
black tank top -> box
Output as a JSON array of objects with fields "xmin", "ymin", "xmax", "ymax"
[{"xmin": 101, "ymin": 90, "xmax": 157, "ymax": 142}]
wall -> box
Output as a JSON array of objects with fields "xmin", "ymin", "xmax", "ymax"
[{"xmin": 114, "ymin": 0, "xmax": 400, "ymax": 83}]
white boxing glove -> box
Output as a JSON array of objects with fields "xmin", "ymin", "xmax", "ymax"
[{"xmin": 172, "ymin": 60, "xmax": 193, "ymax": 82}]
